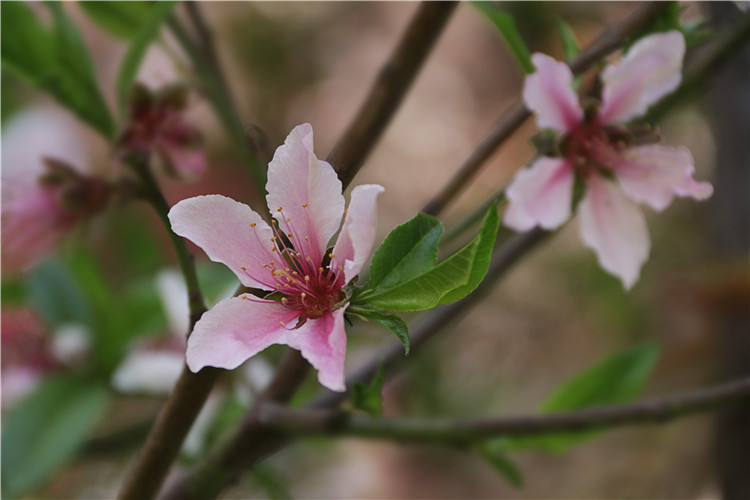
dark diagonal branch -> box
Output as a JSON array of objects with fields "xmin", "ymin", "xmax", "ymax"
[
  {"xmin": 422, "ymin": 1, "xmax": 669, "ymax": 216},
  {"xmin": 262, "ymin": 378, "xmax": 750, "ymax": 443},
  {"xmin": 328, "ymin": 1, "xmax": 459, "ymax": 187}
]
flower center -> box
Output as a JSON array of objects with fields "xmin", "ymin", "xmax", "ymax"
[{"xmin": 241, "ymin": 208, "xmax": 346, "ymax": 323}]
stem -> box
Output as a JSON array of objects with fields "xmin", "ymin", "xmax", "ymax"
[
  {"xmin": 327, "ymin": 1, "xmax": 459, "ymax": 187},
  {"xmin": 261, "ymin": 378, "xmax": 750, "ymax": 443},
  {"xmin": 118, "ymin": 158, "xmax": 214, "ymax": 500},
  {"xmin": 422, "ymin": 1, "xmax": 669, "ymax": 216},
  {"xmin": 167, "ymin": 15, "xmax": 266, "ymax": 189}
]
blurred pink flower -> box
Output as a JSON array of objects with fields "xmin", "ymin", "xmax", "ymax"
[
  {"xmin": 504, "ymin": 31, "xmax": 712, "ymax": 288},
  {"xmin": 169, "ymin": 124, "xmax": 384, "ymax": 391},
  {"xmin": 118, "ymin": 83, "xmax": 206, "ymax": 180},
  {"xmin": 3, "ymin": 160, "xmax": 108, "ymax": 269}
]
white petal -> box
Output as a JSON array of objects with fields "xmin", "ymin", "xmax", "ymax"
[
  {"xmin": 600, "ymin": 31, "xmax": 685, "ymax": 124},
  {"xmin": 523, "ymin": 53, "xmax": 583, "ymax": 131},
  {"xmin": 331, "ymin": 184, "xmax": 385, "ymax": 284},
  {"xmin": 504, "ymin": 157, "xmax": 575, "ymax": 231},
  {"xmin": 615, "ymin": 145, "xmax": 713, "ymax": 211},
  {"xmin": 579, "ymin": 174, "xmax": 650, "ymax": 289},
  {"xmin": 266, "ymin": 124, "xmax": 345, "ymax": 263},
  {"xmin": 168, "ymin": 195, "xmax": 277, "ymax": 290}
]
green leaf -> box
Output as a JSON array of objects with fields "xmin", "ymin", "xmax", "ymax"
[
  {"xmin": 368, "ymin": 212, "xmax": 443, "ymax": 290},
  {"xmin": 476, "ymin": 442, "xmax": 524, "ymax": 488},
  {"xmin": 117, "ymin": 0, "xmax": 178, "ymax": 110},
  {"xmin": 351, "ymin": 363, "xmax": 386, "ymax": 417},
  {"xmin": 27, "ymin": 258, "xmax": 93, "ymax": 328},
  {"xmin": 555, "ymin": 18, "xmax": 580, "ymax": 62},
  {"xmin": 360, "ymin": 202, "xmax": 499, "ymax": 311},
  {"xmin": 79, "ymin": 1, "xmax": 154, "ymax": 39},
  {"xmin": 473, "ymin": 3, "xmax": 534, "ymax": 74},
  {"xmin": 0, "ymin": 2, "xmax": 115, "ymax": 137},
  {"xmin": 1, "ymin": 375, "xmax": 109, "ymax": 498},
  {"xmin": 0, "ymin": 2, "xmax": 55, "ymax": 83},
  {"xmin": 349, "ymin": 305, "xmax": 410, "ymax": 355},
  {"xmin": 507, "ymin": 342, "xmax": 660, "ymax": 453}
]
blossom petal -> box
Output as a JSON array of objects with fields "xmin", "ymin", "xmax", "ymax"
[
  {"xmin": 614, "ymin": 145, "xmax": 713, "ymax": 211},
  {"xmin": 579, "ymin": 174, "xmax": 650, "ymax": 289},
  {"xmin": 284, "ymin": 307, "xmax": 348, "ymax": 392},
  {"xmin": 504, "ymin": 157, "xmax": 575, "ymax": 231},
  {"xmin": 168, "ymin": 195, "xmax": 277, "ymax": 290},
  {"xmin": 600, "ymin": 31, "xmax": 685, "ymax": 124},
  {"xmin": 266, "ymin": 124, "xmax": 345, "ymax": 263},
  {"xmin": 159, "ymin": 140, "xmax": 207, "ymax": 181},
  {"xmin": 331, "ymin": 184, "xmax": 385, "ymax": 284},
  {"xmin": 523, "ymin": 53, "xmax": 583, "ymax": 131},
  {"xmin": 186, "ymin": 296, "xmax": 299, "ymax": 372}
]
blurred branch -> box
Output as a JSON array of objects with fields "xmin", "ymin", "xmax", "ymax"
[
  {"xmin": 262, "ymin": 378, "xmax": 750, "ymax": 443},
  {"xmin": 167, "ymin": 14, "xmax": 266, "ymax": 189},
  {"xmin": 327, "ymin": 1, "xmax": 459, "ymax": 187},
  {"xmin": 118, "ymin": 157, "xmax": 215, "ymax": 500},
  {"xmin": 422, "ymin": 1, "xmax": 670, "ymax": 216}
]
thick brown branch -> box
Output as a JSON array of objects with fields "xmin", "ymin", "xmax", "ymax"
[
  {"xmin": 261, "ymin": 378, "xmax": 750, "ymax": 443},
  {"xmin": 422, "ymin": 1, "xmax": 669, "ymax": 216}
]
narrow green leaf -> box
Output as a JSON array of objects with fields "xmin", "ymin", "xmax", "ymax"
[
  {"xmin": 117, "ymin": 0, "xmax": 178, "ymax": 110},
  {"xmin": 352, "ymin": 363, "xmax": 386, "ymax": 417},
  {"xmin": 1, "ymin": 3, "xmax": 115, "ymax": 137},
  {"xmin": 349, "ymin": 305, "xmax": 410, "ymax": 355},
  {"xmin": 473, "ymin": 3, "xmax": 534, "ymax": 74},
  {"xmin": 555, "ymin": 18, "xmax": 581, "ymax": 62},
  {"xmin": 368, "ymin": 212, "xmax": 443, "ymax": 290},
  {"xmin": 507, "ymin": 342, "xmax": 660, "ymax": 453},
  {"xmin": 0, "ymin": 2, "xmax": 55, "ymax": 83},
  {"xmin": 1, "ymin": 375, "xmax": 109, "ymax": 498},
  {"xmin": 477, "ymin": 442, "xmax": 524, "ymax": 488},
  {"xmin": 79, "ymin": 1, "xmax": 153, "ymax": 39},
  {"xmin": 362, "ymin": 202, "xmax": 499, "ymax": 311},
  {"xmin": 48, "ymin": 3, "xmax": 115, "ymax": 137}
]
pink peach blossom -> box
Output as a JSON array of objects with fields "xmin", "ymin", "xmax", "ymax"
[
  {"xmin": 169, "ymin": 124, "xmax": 384, "ymax": 391},
  {"xmin": 504, "ymin": 31, "xmax": 712, "ymax": 288},
  {"xmin": 118, "ymin": 83, "xmax": 206, "ymax": 180}
]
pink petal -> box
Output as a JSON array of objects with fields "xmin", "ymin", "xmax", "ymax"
[
  {"xmin": 503, "ymin": 157, "xmax": 575, "ymax": 231},
  {"xmin": 579, "ymin": 174, "xmax": 650, "ymax": 289},
  {"xmin": 284, "ymin": 307, "xmax": 348, "ymax": 392},
  {"xmin": 266, "ymin": 124, "xmax": 345, "ymax": 263},
  {"xmin": 523, "ymin": 53, "xmax": 583, "ymax": 132},
  {"xmin": 186, "ymin": 296, "xmax": 299, "ymax": 372},
  {"xmin": 600, "ymin": 31, "xmax": 685, "ymax": 124},
  {"xmin": 614, "ymin": 145, "xmax": 713, "ymax": 211},
  {"xmin": 159, "ymin": 139, "xmax": 207, "ymax": 181},
  {"xmin": 168, "ymin": 195, "xmax": 278, "ymax": 290},
  {"xmin": 331, "ymin": 184, "xmax": 385, "ymax": 284}
]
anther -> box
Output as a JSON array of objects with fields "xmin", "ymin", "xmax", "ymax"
[
  {"xmin": 241, "ymin": 265, "xmax": 247, "ymax": 270},
  {"xmin": 302, "ymin": 203, "xmax": 308, "ymax": 208},
  {"xmin": 286, "ymin": 218, "xmax": 291, "ymax": 222},
  {"xmin": 280, "ymin": 321, "xmax": 286, "ymax": 327},
  {"xmin": 277, "ymin": 207, "xmax": 283, "ymax": 212},
  {"xmin": 284, "ymin": 284, "xmax": 290, "ymax": 288},
  {"xmin": 305, "ymin": 275, "xmax": 310, "ymax": 281},
  {"xmin": 329, "ymin": 253, "xmax": 335, "ymax": 258},
  {"xmin": 250, "ymin": 223, "xmax": 256, "ymax": 227},
  {"xmin": 318, "ymin": 267, "xmax": 324, "ymax": 273},
  {"xmin": 288, "ymin": 233, "xmax": 293, "ymax": 238},
  {"xmin": 338, "ymin": 265, "xmax": 343, "ymax": 271}
]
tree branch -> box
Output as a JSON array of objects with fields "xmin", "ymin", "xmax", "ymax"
[
  {"xmin": 327, "ymin": 1, "xmax": 459, "ymax": 187},
  {"xmin": 422, "ymin": 1, "xmax": 669, "ymax": 216},
  {"xmin": 261, "ymin": 378, "xmax": 750, "ymax": 443}
]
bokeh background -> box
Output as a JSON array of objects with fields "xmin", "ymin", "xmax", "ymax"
[{"xmin": 2, "ymin": 2, "xmax": 748, "ymax": 498}]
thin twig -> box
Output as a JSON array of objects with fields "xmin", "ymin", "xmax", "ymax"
[
  {"xmin": 118, "ymin": 158, "xmax": 213, "ymax": 500},
  {"xmin": 422, "ymin": 1, "xmax": 669, "ymax": 216},
  {"xmin": 261, "ymin": 378, "xmax": 750, "ymax": 443}
]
